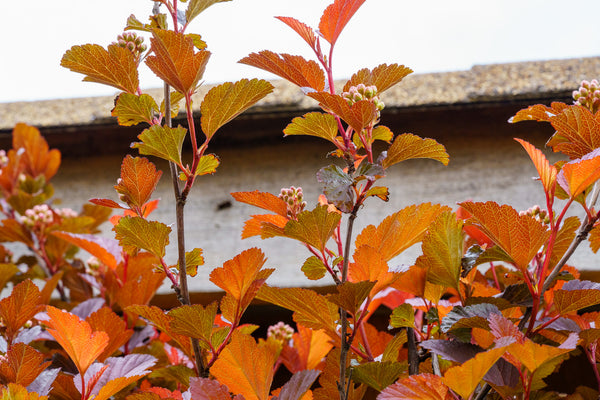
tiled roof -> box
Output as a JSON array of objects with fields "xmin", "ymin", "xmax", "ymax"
[{"xmin": 1, "ymin": 57, "xmax": 598, "ymax": 130}]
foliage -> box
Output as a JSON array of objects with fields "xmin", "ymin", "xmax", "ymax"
[{"xmin": 0, "ymin": 1, "xmax": 599, "ymax": 399}]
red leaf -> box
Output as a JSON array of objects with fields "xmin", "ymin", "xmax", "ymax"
[
  {"xmin": 0, "ymin": 280, "xmax": 42, "ymax": 343},
  {"xmin": 318, "ymin": 0, "xmax": 367, "ymax": 46},
  {"xmin": 515, "ymin": 138, "xmax": 557, "ymax": 198},
  {"xmin": 89, "ymin": 198, "xmax": 125, "ymax": 209},
  {"xmin": 0, "ymin": 343, "xmax": 51, "ymax": 387},
  {"xmin": 145, "ymin": 29, "xmax": 211, "ymax": 94},
  {"xmin": 50, "ymin": 232, "xmax": 123, "ymax": 270},
  {"xmin": 239, "ymin": 51, "xmax": 325, "ymax": 92},
  {"xmin": 45, "ymin": 306, "xmax": 108, "ymax": 375},
  {"xmin": 275, "ymin": 17, "xmax": 317, "ymax": 50},
  {"xmin": 189, "ymin": 377, "xmax": 232, "ymax": 400}
]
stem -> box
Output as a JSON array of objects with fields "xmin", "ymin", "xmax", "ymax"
[{"xmin": 407, "ymin": 327, "xmax": 419, "ymax": 375}]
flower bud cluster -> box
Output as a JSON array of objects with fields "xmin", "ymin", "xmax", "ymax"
[
  {"xmin": 267, "ymin": 321, "xmax": 294, "ymax": 344},
  {"xmin": 55, "ymin": 207, "xmax": 77, "ymax": 218},
  {"xmin": 20, "ymin": 204, "xmax": 54, "ymax": 227},
  {"xmin": 115, "ymin": 32, "xmax": 147, "ymax": 59},
  {"xmin": 519, "ymin": 205, "xmax": 550, "ymax": 225},
  {"xmin": 573, "ymin": 79, "xmax": 600, "ymax": 113},
  {"xmin": 0, "ymin": 150, "xmax": 8, "ymax": 168},
  {"xmin": 342, "ymin": 84, "xmax": 385, "ymax": 117},
  {"xmin": 279, "ymin": 186, "xmax": 307, "ymax": 219}
]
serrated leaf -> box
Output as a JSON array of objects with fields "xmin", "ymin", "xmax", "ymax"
[
  {"xmin": 284, "ymin": 205, "xmax": 341, "ymax": 252},
  {"xmin": 553, "ymin": 280, "xmax": 600, "ymax": 314},
  {"xmin": 168, "ymin": 302, "xmax": 218, "ymax": 347},
  {"xmin": 327, "ymin": 281, "xmax": 375, "ymax": 316},
  {"xmin": 316, "ymin": 165, "xmax": 354, "ymax": 213},
  {"xmin": 510, "ymin": 102, "xmax": 568, "ymax": 123},
  {"xmin": 184, "ymin": 248, "xmax": 204, "ymax": 276},
  {"xmin": 231, "ymin": 191, "xmax": 289, "ymax": 217},
  {"xmin": 547, "ymin": 105, "xmax": 600, "ymax": 159},
  {"xmin": 86, "ymin": 307, "xmax": 134, "ymax": 361},
  {"xmin": 114, "ymin": 155, "xmax": 162, "ymax": 211},
  {"xmin": 0, "ymin": 280, "xmax": 42, "ymax": 343},
  {"xmin": 389, "ymin": 303, "xmax": 415, "ymax": 329},
  {"xmin": 441, "ymin": 303, "xmax": 501, "ymax": 334},
  {"xmin": 378, "ymin": 373, "xmax": 450, "ymax": 400},
  {"xmin": 89, "ymin": 198, "xmax": 124, "ymax": 209},
  {"xmin": 307, "ymin": 92, "xmax": 377, "ymax": 134},
  {"xmin": 133, "ymin": 125, "xmax": 187, "ymax": 165},
  {"xmin": 283, "ymin": 112, "xmax": 339, "ymax": 145},
  {"xmin": 515, "ymin": 138, "xmax": 557, "ymax": 199},
  {"xmin": 186, "ymin": 0, "xmax": 231, "ymax": 23},
  {"xmin": 256, "ymin": 286, "xmax": 339, "ymax": 339},
  {"xmin": 383, "ymin": 133, "xmax": 449, "ymax": 168},
  {"xmin": 188, "ymin": 377, "xmax": 232, "ymax": 400},
  {"xmin": 349, "ymin": 245, "xmax": 398, "ymax": 296},
  {"xmin": 194, "ymin": 154, "xmax": 220, "ymax": 176},
  {"xmin": 343, "ymin": 64, "xmax": 413, "ymax": 94},
  {"xmin": 557, "ymin": 148, "xmax": 600, "ymax": 198},
  {"xmin": 548, "ymin": 216, "xmax": 580, "ymax": 268},
  {"xmin": 506, "ymin": 339, "xmax": 573, "ymax": 373},
  {"xmin": 241, "ymin": 214, "xmax": 288, "ymax": 239},
  {"xmin": 1, "ymin": 383, "xmax": 49, "ymax": 400},
  {"xmin": 113, "ymin": 253, "xmax": 165, "ymax": 309},
  {"xmin": 210, "ymin": 332, "xmax": 280, "ymax": 400},
  {"xmin": 239, "ymin": 51, "xmax": 325, "ymax": 91},
  {"xmin": 355, "ymin": 203, "xmax": 451, "ymax": 262},
  {"xmin": 113, "ymin": 216, "xmax": 170, "ymax": 258},
  {"xmin": 443, "ymin": 346, "xmax": 507, "ymax": 399},
  {"xmin": 351, "ymin": 361, "xmax": 404, "ymax": 392},
  {"xmin": 318, "ymin": 0, "xmax": 366, "ymax": 46},
  {"xmin": 301, "ymin": 256, "xmax": 327, "ymax": 280},
  {"xmin": 200, "ymin": 78, "xmax": 274, "ymax": 139},
  {"xmin": 146, "ymin": 29, "xmax": 211, "ymax": 94},
  {"xmin": 12, "ymin": 123, "xmax": 60, "ymax": 181},
  {"xmin": 111, "ymin": 93, "xmax": 158, "ymax": 126},
  {"xmin": 61, "ymin": 44, "xmax": 139, "ymax": 93},
  {"xmin": 459, "ymin": 201, "xmax": 550, "ymax": 271},
  {"xmin": 275, "ymin": 16, "xmax": 317, "ymax": 50},
  {"xmin": 50, "ymin": 232, "xmax": 123, "ymax": 270},
  {"xmin": 0, "ymin": 343, "xmax": 51, "ymax": 387},
  {"xmin": 45, "ymin": 306, "xmax": 108, "ymax": 375},
  {"xmin": 417, "ymin": 211, "xmax": 464, "ymax": 290},
  {"xmin": 274, "ymin": 370, "xmax": 320, "ymax": 400}
]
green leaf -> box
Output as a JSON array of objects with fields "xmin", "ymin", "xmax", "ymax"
[
  {"xmin": 200, "ymin": 78, "xmax": 274, "ymax": 139},
  {"xmin": 316, "ymin": 165, "xmax": 354, "ymax": 213},
  {"xmin": 185, "ymin": 248, "xmax": 204, "ymax": 277},
  {"xmin": 256, "ymin": 286, "xmax": 339, "ymax": 339},
  {"xmin": 301, "ymin": 256, "xmax": 327, "ymax": 280},
  {"xmin": 417, "ymin": 211, "xmax": 464, "ymax": 290},
  {"xmin": 186, "ymin": 0, "xmax": 232, "ymax": 23},
  {"xmin": 168, "ymin": 302, "xmax": 218, "ymax": 347},
  {"xmin": 327, "ymin": 281, "xmax": 375, "ymax": 316},
  {"xmin": 132, "ymin": 125, "xmax": 187, "ymax": 165},
  {"xmin": 283, "ymin": 112, "xmax": 339, "ymax": 145},
  {"xmin": 382, "ymin": 133, "xmax": 449, "ymax": 168},
  {"xmin": 61, "ymin": 44, "xmax": 139, "ymax": 94},
  {"xmin": 112, "ymin": 93, "xmax": 158, "ymax": 126},
  {"xmin": 187, "ymin": 33, "xmax": 207, "ymax": 50},
  {"xmin": 194, "ymin": 154, "xmax": 220, "ymax": 176},
  {"xmin": 125, "ymin": 14, "xmax": 151, "ymax": 32},
  {"xmin": 113, "ymin": 216, "xmax": 170, "ymax": 258},
  {"xmin": 284, "ymin": 205, "xmax": 342, "ymax": 252},
  {"xmin": 363, "ymin": 186, "xmax": 389, "ymax": 201},
  {"xmin": 351, "ymin": 361, "xmax": 406, "ymax": 392},
  {"xmin": 389, "ymin": 303, "xmax": 415, "ymax": 329}
]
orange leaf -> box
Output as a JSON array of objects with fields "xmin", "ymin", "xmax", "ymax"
[
  {"xmin": 547, "ymin": 105, "xmax": 600, "ymax": 159},
  {"xmin": 382, "ymin": 133, "xmax": 449, "ymax": 168},
  {"xmin": 0, "ymin": 220, "xmax": 33, "ymax": 247},
  {"xmin": 283, "ymin": 112, "xmax": 340, "ymax": 145},
  {"xmin": 378, "ymin": 373, "xmax": 450, "ymax": 400},
  {"xmin": 50, "ymin": 232, "xmax": 123, "ymax": 270},
  {"xmin": 590, "ymin": 222, "xmax": 600, "ymax": 253},
  {"xmin": 515, "ymin": 138, "xmax": 557, "ymax": 198},
  {"xmin": 349, "ymin": 246, "xmax": 398, "ymax": 296},
  {"xmin": 239, "ymin": 51, "xmax": 325, "ymax": 91},
  {"xmin": 0, "ymin": 383, "xmax": 49, "ymax": 400},
  {"xmin": 275, "ymin": 16, "xmax": 317, "ymax": 50},
  {"xmin": 200, "ymin": 78, "xmax": 273, "ymax": 139},
  {"xmin": 168, "ymin": 302, "xmax": 219, "ymax": 346},
  {"xmin": 318, "ymin": 0, "xmax": 367, "ymax": 46},
  {"xmin": 45, "ymin": 306, "xmax": 108, "ymax": 375},
  {"xmin": 61, "ymin": 44, "xmax": 139, "ymax": 94},
  {"xmin": 210, "ymin": 248, "xmax": 271, "ymax": 300},
  {"xmin": 442, "ymin": 346, "xmax": 506, "ymax": 399},
  {"xmin": 113, "ymin": 253, "xmax": 165, "ymax": 309},
  {"xmin": 210, "ymin": 331, "xmax": 280, "ymax": 400},
  {"xmin": 95, "ymin": 376, "xmax": 152, "ymax": 400},
  {"xmin": 0, "ymin": 280, "xmax": 42, "ymax": 343},
  {"xmin": 12, "ymin": 123, "xmax": 60, "ymax": 181},
  {"xmin": 114, "ymin": 155, "xmax": 162, "ymax": 212},
  {"xmin": 281, "ymin": 325, "xmax": 333, "ymax": 373},
  {"xmin": 458, "ymin": 201, "xmax": 550, "ymax": 271},
  {"xmin": 509, "ymin": 102, "xmax": 568, "ymax": 123},
  {"xmin": 241, "ymin": 214, "xmax": 288, "ymax": 239},
  {"xmin": 355, "ymin": 203, "xmax": 451, "ymax": 262},
  {"xmin": 86, "ymin": 307, "xmax": 134, "ymax": 361},
  {"xmin": 0, "ymin": 343, "xmax": 51, "ymax": 387},
  {"xmin": 557, "ymin": 148, "xmax": 600, "ymax": 198},
  {"xmin": 145, "ymin": 29, "xmax": 211, "ymax": 94},
  {"xmin": 507, "ymin": 339, "xmax": 573, "ymax": 373},
  {"xmin": 343, "ymin": 64, "xmax": 413, "ymax": 94},
  {"xmin": 231, "ymin": 191, "xmax": 289, "ymax": 217},
  {"xmin": 307, "ymin": 92, "xmax": 377, "ymax": 133}
]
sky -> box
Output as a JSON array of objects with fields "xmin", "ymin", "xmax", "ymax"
[{"xmin": 2, "ymin": 0, "xmax": 599, "ymax": 103}]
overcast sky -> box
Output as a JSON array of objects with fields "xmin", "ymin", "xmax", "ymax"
[{"xmin": 2, "ymin": 0, "xmax": 599, "ymax": 103}]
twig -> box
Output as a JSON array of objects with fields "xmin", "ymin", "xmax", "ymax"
[{"xmin": 407, "ymin": 327, "xmax": 419, "ymax": 375}]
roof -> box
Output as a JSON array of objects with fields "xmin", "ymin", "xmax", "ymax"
[{"xmin": 1, "ymin": 57, "xmax": 598, "ymax": 131}]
